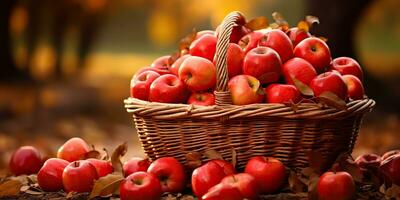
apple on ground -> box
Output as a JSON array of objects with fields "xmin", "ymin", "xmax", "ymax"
[
  {"xmin": 57, "ymin": 137, "xmax": 90, "ymax": 162},
  {"xmin": 37, "ymin": 158, "xmax": 69, "ymax": 192},
  {"xmin": 87, "ymin": 158, "xmax": 113, "ymax": 177},
  {"xmin": 147, "ymin": 157, "xmax": 186, "ymax": 193},
  {"xmin": 9, "ymin": 146, "xmax": 43, "ymax": 176},
  {"xmin": 244, "ymin": 156, "xmax": 286, "ymax": 194},
  {"xmin": 62, "ymin": 160, "xmax": 99, "ymax": 193},
  {"xmin": 228, "ymin": 75, "xmax": 264, "ymax": 105},
  {"xmin": 265, "ymin": 84, "xmax": 301, "ymax": 104},
  {"xmin": 170, "ymin": 54, "xmax": 190, "ymax": 76},
  {"xmin": 179, "ymin": 56, "xmax": 216, "ymax": 92},
  {"xmin": 243, "ymin": 46, "xmax": 282, "ymax": 84},
  {"xmin": 294, "ymin": 37, "xmax": 332, "ymax": 73},
  {"xmin": 130, "ymin": 71, "xmax": 160, "ymax": 100},
  {"xmin": 192, "ymin": 159, "xmax": 236, "ymax": 198},
  {"xmin": 342, "ymin": 74, "xmax": 365, "ymax": 100},
  {"xmin": 187, "ymin": 92, "xmax": 215, "ymax": 106},
  {"xmin": 282, "ymin": 57, "xmax": 317, "ymax": 86},
  {"xmin": 380, "ymin": 153, "xmax": 400, "ymax": 186},
  {"xmin": 189, "ymin": 34, "xmax": 217, "ymax": 61},
  {"xmin": 201, "ymin": 182, "xmax": 243, "ymax": 200},
  {"xmin": 221, "ymin": 173, "xmax": 258, "ymax": 199},
  {"xmin": 238, "ymin": 31, "xmax": 264, "ymax": 54},
  {"xmin": 123, "ymin": 157, "xmax": 151, "ymax": 177},
  {"xmin": 317, "ymin": 171, "xmax": 355, "ymax": 200},
  {"xmin": 310, "ymin": 71, "xmax": 348, "ymax": 100},
  {"xmin": 119, "ymin": 171, "xmax": 162, "ymax": 200},
  {"xmin": 286, "ymin": 27, "xmax": 311, "ymax": 47},
  {"xmin": 151, "ymin": 55, "xmax": 171, "ymax": 75},
  {"xmin": 148, "ymin": 74, "xmax": 188, "ymax": 103},
  {"xmin": 258, "ymin": 29, "xmax": 293, "ymax": 62},
  {"xmin": 331, "ymin": 57, "xmax": 363, "ymax": 81}
]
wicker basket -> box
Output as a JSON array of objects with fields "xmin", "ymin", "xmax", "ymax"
[{"xmin": 124, "ymin": 11, "xmax": 375, "ymax": 170}]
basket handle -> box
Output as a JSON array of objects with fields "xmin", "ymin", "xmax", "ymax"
[{"xmin": 214, "ymin": 11, "xmax": 245, "ymax": 106}]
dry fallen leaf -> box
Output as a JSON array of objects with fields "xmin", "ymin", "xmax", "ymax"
[
  {"xmin": 89, "ymin": 173, "xmax": 125, "ymax": 199},
  {"xmin": 292, "ymin": 77, "xmax": 314, "ymax": 96},
  {"xmin": 111, "ymin": 142, "xmax": 128, "ymax": 175},
  {"xmin": 204, "ymin": 149, "xmax": 223, "ymax": 160},
  {"xmin": 179, "ymin": 29, "xmax": 197, "ymax": 52},
  {"xmin": 244, "ymin": 16, "xmax": 268, "ymax": 31},
  {"xmin": 231, "ymin": 149, "xmax": 237, "ymax": 168},
  {"xmin": 317, "ymin": 92, "xmax": 347, "ymax": 110},
  {"xmin": 185, "ymin": 152, "xmax": 202, "ymax": 170},
  {"xmin": 83, "ymin": 150, "xmax": 102, "ymax": 160},
  {"xmin": 0, "ymin": 179, "xmax": 23, "ymax": 196},
  {"xmin": 288, "ymin": 171, "xmax": 307, "ymax": 193}
]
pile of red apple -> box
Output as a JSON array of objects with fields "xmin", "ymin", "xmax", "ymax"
[
  {"xmin": 130, "ymin": 14, "xmax": 365, "ymax": 106},
  {"xmin": 6, "ymin": 137, "xmax": 400, "ymax": 200}
]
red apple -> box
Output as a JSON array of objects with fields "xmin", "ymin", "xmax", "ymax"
[
  {"xmin": 228, "ymin": 75, "xmax": 264, "ymax": 105},
  {"xmin": 282, "ymin": 57, "xmax": 317, "ymax": 86},
  {"xmin": 87, "ymin": 158, "xmax": 113, "ymax": 178},
  {"xmin": 9, "ymin": 146, "xmax": 43, "ymax": 176},
  {"xmin": 170, "ymin": 54, "xmax": 190, "ymax": 76},
  {"xmin": 265, "ymin": 84, "xmax": 301, "ymax": 104},
  {"xmin": 294, "ymin": 37, "xmax": 332, "ymax": 73},
  {"xmin": 244, "ymin": 156, "xmax": 286, "ymax": 194},
  {"xmin": 136, "ymin": 66, "xmax": 169, "ymax": 76},
  {"xmin": 258, "ymin": 29, "xmax": 293, "ymax": 62},
  {"xmin": 196, "ymin": 30, "xmax": 215, "ymax": 39},
  {"xmin": 187, "ymin": 92, "xmax": 215, "ymax": 106},
  {"xmin": 149, "ymin": 74, "xmax": 188, "ymax": 103},
  {"xmin": 220, "ymin": 43, "xmax": 245, "ymax": 78},
  {"xmin": 130, "ymin": 71, "xmax": 160, "ymax": 100},
  {"xmin": 147, "ymin": 157, "xmax": 186, "ymax": 193},
  {"xmin": 286, "ymin": 27, "xmax": 311, "ymax": 47},
  {"xmin": 317, "ymin": 171, "xmax": 355, "ymax": 200},
  {"xmin": 382, "ymin": 150, "xmax": 400, "ymax": 161},
  {"xmin": 243, "ymin": 46, "xmax": 282, "ymax": 84},
  {"xmin": 331, "ymin": 57, "xmax": 363, "ymax": 81},
  {"xmin": 192, "ymin": 159, "xmax": 236, "ymax": 198},
  {"xmin": 380, "ymin": 154, "xmax": 400, "ymax": 185},
  {"xmin": 62, "ymin": 160, "xmax": 99, "ymax": 193},
  {"xmin": 342, "ymin": 74, "xmax": 365, "ymax": 100},
  {"xmin": 221, "ymin": 173, "xmax": 258, "ymax": 199},
  {"xmin": 179, "ymin": 56, "xmax": 216, "ymax": 91},
  {"xmin": 355, "ymin": 154, "xmax": 381, "ymax": 171},
  {"xmin": 123, "ymin": 157, "xmax": 151, "ymax": 177},
  {"xmin": 189, "ymin": 34, "xmax": 217, "ymax": 61},
  {"xmin": 310, "ymin": 71, "xmax": 348, "ymax": 100},
  {"xmin": 120, "ymin": 172, "xmax": 162, "ymax": 200},
  {"xmin": 202, "ymin": 182, "xmax": 243, "ymax": 200},
  {"xmin": 151, "ymin": 55, "xmax": 171, "ymax": 74},
  {"xmin": 57, "ymin": 137, "xmax": 90, "ymax": 162},
  {"xmin": 238, "ymin": 31, "xmax": 264, "ymax": 54},
  {"xmin": 37, "ymin": 158, "xmax": 69, "ymax": 192}
]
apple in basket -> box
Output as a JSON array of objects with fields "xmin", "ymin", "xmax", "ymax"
[
  {"xmin": 238, "ymin": 31, "xmax": 264, "ymax": 54},
  {"xmin": 258, "ymin": 29, "xmax": 294, "ymax": 62},
  {"xmin": 342, "ymin": 74, "xmax": 365, "ymax": 100},
  {"xmin": 149, "ymin": 74, "xmax": 189, "ymax": 103},
  {"xmin": 310, "ymin": 70, "xmax": 348, "ymax": 100},
  {"xmin": 294, "ymin": 37, "xmax": 332, "ymax": 73},
  {"xmin": 151, "ymin": 55, "xmax": 172, "ymax": 75},
  {"xmin": 228, "ymin": 75, "xmax": 264, "ymax": 105},
  {"xmin": 130, "ymin": 70, "xmax": 160, "ymax": 101},
  {"xmin": 265, "ymin": 84, "xmax": 302, "ymax": 104},
  {"xmin": 286, "ymin": 27, "xmax": 311, "ymax": 47},
  {"xmin": 179, "ymin": 56, "xmax": 216, "ymax": 92},
  {"xmin": 189, "ymin": 34, "xmax": 217, "ymax": 62},
  {"xmin": 213, "ymin": 43, "xmax": 245, "ymax": 78},
  {"xmin": 282, "ymin": 57, "xmax": 317, "ymax": 86},
  {"xmin": 187, "ymin": 92, "xmax": 215, "ymax": 106},
  {"xmin": 331, "ymin": 57, "xmax": 363, "ymax": 80}
]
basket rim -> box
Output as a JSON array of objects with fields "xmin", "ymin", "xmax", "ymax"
[{"xmin": 124, "ymin": 97, "xmax": 375, "ymax": 120}]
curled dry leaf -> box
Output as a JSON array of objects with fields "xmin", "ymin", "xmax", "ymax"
[
  {"xmin": 204, "ymin": 149, "xmax": 223, "ymax": 160},
  {"xmin": 101, "ymin": 148, "xmax": 110, "ymax": 161},
  {"xmin": 0, "ymin": 179, "xmax": 23, "ymax": 196},
  {"xmin": 288, "ymin": 171, "xmax": 307, "ymax": 193},
  {"xmin": 271, "ymin": 12, "xmax": 289, "ymax": 31},
  {"xmin": 380, "ymin": 184, "xmax": 400, "ymax": 199},
  {"xmin": 169, "ymin": 52, "xmax": 180, "ymax": 66},
  {"xmin": 244, "ymin": 16, "xmax": 268, "ymax": 31},
  {"xmin": 185, "ymin": 152, "xmax": 202, "ymax": 169},
  {"xmin": 292, "ymin": 77, "xmax": 314, "ymax": 96},
  {"xmin": 179, "ymin": 29, "xmax": 197, "ymax": 52},
  {"xmin": 83, "ymin": 150, "xmax": 102, "ymax": 160},
  {"xmin": 231, "ymin": 149, "xmax": 237, "ymax": 168},
  {"xmin": 305, "ymin": 15, "xmax": 319, "ymax": 27},
  {"xmin": 111, "ymin": 142, "xmax": 128, "ymax": 175},
  {"xmin": 317, "ymin": 92, "xmax": 347, "ymax": 110},
  {"xmin": 89, "ymin": 173, "xmax": 125, "ymax": 199},
  {"xmin": 297, "ymin": 21, "xmax": 309, "ymax": 32}
]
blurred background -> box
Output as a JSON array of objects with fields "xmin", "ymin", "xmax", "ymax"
[{"xmin": 0, "ymin": 0, "xmax": 399, "ymax": 175}]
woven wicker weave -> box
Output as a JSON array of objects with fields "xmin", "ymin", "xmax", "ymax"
[{"xmin": 124, "ymin": 11, "xmax": 375, "ymax": 170}]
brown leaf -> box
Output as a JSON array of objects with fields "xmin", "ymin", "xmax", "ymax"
[
  {"xmin": 185, "ymin": 152, "xmax": 202, "ymax": 169},
  {"xmin": 168, "ymin": 52, "xmax": 180, "ymax": 67},
  {"xmin": 231, "ymin": 149, "xmax": 237, "ymax": 168},
  {"xmin": 26, "ymin": 174, "xmax": 37, "ymax": 185},
  {"xmin": 318, "ymin": 36, "xmax": 328, "ymax": 43},
  {"xmin": 83, "ymin": 150, "xmax": 102, "ymax": 160},
  {"xmin": 307, "ymin": 174, "xmax": 320, "ymax": 200},
  {"xmin": 101, "ymin": 148, "xmax": 110, "ymax": 161},
  {"xmin": 111, "ymin": 142, "xmax": 128, "ymax": 175},
  {"xmin": 297, "ymin": 21, "xmax": 309, "ymax": 32},
  {"xmin": 317, "ymin": 92, "xmax": 347, "ymax": 110},
  {"xmin": 305, "ymin": 15, "xmax": 320, "ymax": 27},
  {"xmin": 307, "ymin": 151, "xmax": 323, "ymax": 174},
  {"xmin": 292, "ymin": 77, "xmax": 314, "ymax": 96},
  {"xmin": 0, "ymin": 179, "xmax": 23, "ymax": 196},
  {"xmin": 24, "ymin": 189, "xmax": 43, "ymax": 195},
  {"xmin": 271, "ymin": 12, "xmax": 289, "ymax": 31},
  {"xmin": 89, "ymin": 173, "xmax": 124, "ymax": 199},
  {"xmin": 288, "ymin": 171, "xmax": 307, "ymax": 193},
  {"xmin": 179, "ymin": 29, "xmax": 197, "ymax": 52},
  {"xmin": 204, "ymin": 149, "xmax": 223, "ymax": 160},
  {"xmin": 244, "ymin": 16, "xmax": 268, "ymax": 31}
]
